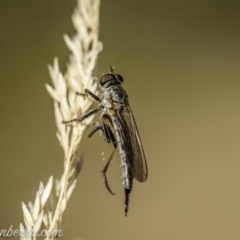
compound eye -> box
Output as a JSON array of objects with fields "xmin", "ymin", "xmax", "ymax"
[
  {"xmin": 100, "ymin": 74, "xmax": 114, "ymax": 86},
  {"xmin": 115, "ymin": 74, "xmax": 124, "ymax": 83}
]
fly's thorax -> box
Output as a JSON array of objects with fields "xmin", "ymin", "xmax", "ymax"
[
  {"xmin": 101, "ymin": 85, "xmax": 129, "ymax": 109},
  {"xmin": 101, "ymin": 90, "xmax": 112, "ymax": 109},
  {"xmin": 110, "ymin": 85, "xmax": 128, "ymax": 105}
]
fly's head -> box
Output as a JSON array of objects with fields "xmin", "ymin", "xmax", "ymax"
[{"xmin": 100, "ymin": 64, "xmax": 124, "ymax": 88}]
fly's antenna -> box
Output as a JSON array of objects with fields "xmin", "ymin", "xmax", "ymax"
[
  {"xmin": 108, "ymin": 63, "xmax": 118, "ymax": 74},
  {"xmin": 108, "ymin": 62, "xmax": 114, "ymax": 74}
]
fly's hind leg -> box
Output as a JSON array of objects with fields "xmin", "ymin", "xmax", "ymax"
[
  {"xmin": 89, "ymin": 114, "xmax": 117, "ymax": 195},
  {"xmin": 101, "ymin": 146, "xmax": 117, "ymax": 195},
  {"xmin": 100, "ymin": 115, "xmax": 117, "ymax": 195}
]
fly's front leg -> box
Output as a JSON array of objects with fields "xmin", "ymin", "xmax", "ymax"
[
  {"xmin": 76, "ymin": 89, "xmax": 101, "ymax": 103},
  {"xmin": 62, "ymin": 90, "xmax": 101, "ymax": 124}
]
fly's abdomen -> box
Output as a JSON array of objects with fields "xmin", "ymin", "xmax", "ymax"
[{"xmin": 120, "ymin": 151, "xmax": 133, "ymax": 189}]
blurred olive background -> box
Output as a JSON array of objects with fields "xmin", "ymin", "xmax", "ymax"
[{"xmin": 1, "ymin": 0, "xmax": 240, "ymax": 239}]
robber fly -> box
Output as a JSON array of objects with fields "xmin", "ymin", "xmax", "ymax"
[{"xmin": 63, "ymin": 65, "xmax": 148, "ymax": 216}]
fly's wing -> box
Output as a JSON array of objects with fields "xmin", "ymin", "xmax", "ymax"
[{"xmin": 116, "ymin": 106, "xmax": 148, "ymax": 182}]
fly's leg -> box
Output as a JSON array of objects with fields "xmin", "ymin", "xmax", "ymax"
[
  {"xmin": 62, "ymin": 89, "xmax": 102, "ymax": 124},
  {"xmin": 101, "ymin": 122, "xmax": 117, "ymax": 195},
  {"xmin": 101, "ymin": 146, "xmax": 117, "ymax": 195},
  {"xmin": 87, "ymin": 118, "xmax": 117, "ymax": 195},
  {"xmin": 88, "ymin": 114, "xmax": 116, "ymax": 145},
  {"xmin": 99, "ymin": 114, "xmax": 118, "ymax": 195},
  {"xmin": 76, "ymin": 89, "xmax": 101, "ymax": 103},
  {"xmin": 88, "ymin": 123, "xmax": 111, "ymax": 144},
  {"xmin": 88, "ymin": 125, "xmax": 103, "ymax": 138},
  {"xmin": 62, "ymin": 89, "xmax": 101, "ymax": 124},
  {"xmin": 62, "ymin": 106, "xmax": 102, "ymax": 124}
]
